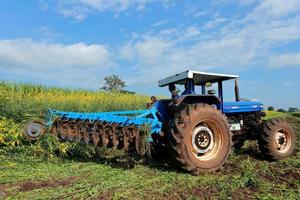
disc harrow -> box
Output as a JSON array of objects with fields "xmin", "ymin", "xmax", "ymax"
[{"xmin": 25, "ymin": 107, "xmax": 162, "ymax": 155}]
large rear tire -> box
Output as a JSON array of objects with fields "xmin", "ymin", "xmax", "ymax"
[
  {"xmin": 169, "ymin": 103, "xmax": 232, "ymax": 175},
  {"xmin": 258, "ymin": 118, "xmax": 295, "ymax": 160}
]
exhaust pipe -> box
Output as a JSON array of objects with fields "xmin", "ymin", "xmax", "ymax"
[{"xmin": 235, "ymin": 79, "xmax": 240, "ymax": 102}]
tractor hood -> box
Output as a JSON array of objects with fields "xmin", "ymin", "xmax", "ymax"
[{"xmin": 223, "ymin": 101, "xmax": 263, "ymax": 113}]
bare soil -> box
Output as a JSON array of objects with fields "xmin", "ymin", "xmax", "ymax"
[
  {"xmin": 231, "ymin": 187, "xmax": 256, "ymax": 200},
  {"xmin": 17, "ymin": 176, "xmax": 80, "ymax": 192},
  {"xmin": 95, "ymin": 190, "xmax": 113, "ymax": 200}
]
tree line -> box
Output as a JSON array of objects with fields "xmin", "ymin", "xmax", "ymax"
[{"xmin": 268, "ymin": 106, "xmax": 299, "ymax": 113}]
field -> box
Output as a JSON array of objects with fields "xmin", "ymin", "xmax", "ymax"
[{"xmin": 0, "ymin": 83, "xmax": 299, "ymax": 200}]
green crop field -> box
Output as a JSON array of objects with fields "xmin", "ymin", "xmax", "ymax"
[{"xmin": 0, "ymin": 83, "xmax": 299, "ymax": 200}]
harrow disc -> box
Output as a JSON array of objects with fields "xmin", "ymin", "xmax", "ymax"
[
  {"xmin": 58, "ymin": 121, "xmax": 68, "ymax": 140},
  {"xmin": 65, "ymin": 122, "xmax": 75, "ymax": 141},
  {"xmin": 48, "ymin": 118, "xmax": 147, "ymax": 155},
  {"xmin": 81, "ymin": 129, "xmax": 91, "ymax": 144}
]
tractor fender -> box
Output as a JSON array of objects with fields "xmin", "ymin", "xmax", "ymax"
[{"xmin": 174, "ymin": 95, "xmax": 221, "ymax": 106}]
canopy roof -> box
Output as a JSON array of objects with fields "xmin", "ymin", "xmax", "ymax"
[{"xmin": 158, "ymin": 70, "xmax": 239, "ymax": 87}]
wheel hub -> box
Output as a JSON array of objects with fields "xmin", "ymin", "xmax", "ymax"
[
  {"xmin": 25, "ymin": 122, "xmax": 44, "ymax": 139},
  {"xmin": 192, "ymin": 126, "xmax": 214, "ymax": 154},
  {"xmin": 275, "ymin": 131, "xmax": 287, "ymax": 151}
]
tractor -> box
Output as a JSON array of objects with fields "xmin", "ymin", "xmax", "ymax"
[{"xmin": 25, "ymin": 70, "xmax": 296, "ymax": 175}]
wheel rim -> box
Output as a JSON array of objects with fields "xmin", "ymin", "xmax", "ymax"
[
  {"xmin": 274, "ymin": 129, "xmax": 291, "ymax": 153},
  {"xmin": 190, "ymin": 120, "xmax": 223, "ymax": 161},
  {"xmin": 25, "ymin": 121, "xmax": 45, "ymax": 140}
]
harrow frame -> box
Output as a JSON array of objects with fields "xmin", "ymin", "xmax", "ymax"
[{"xmin": 45, "ymin": 104, "xmax": 163, "ymax": 143}]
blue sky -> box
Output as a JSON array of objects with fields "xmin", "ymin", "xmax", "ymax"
[{"xmin": 0, "ymin": 0, "xmax": 300, "ymax": 109}]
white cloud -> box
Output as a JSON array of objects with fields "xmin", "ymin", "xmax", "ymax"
[
  {"xmin": 0, "ymin": 39, "xmax": 114, "ymax": 89},
  {"xmin": 151, "ymin": 19, "xmax": 168, "ymax": 28},
  {"xmin": 213, "ymin": 0, "xmax": 259, "ymax": 6},
  {"xmin": 178, "ymin": 26, "xmax": 201, "ymax": 41},
  {"xmin": 268, "ymin": 53, "xmax": 300, "ymax": 68},
  {"xmin": 58, "ymin": 6, "xmax": 89, "ymax": 21},
  {"xmin": 132, "ymin": 37, "xmax": 172, "ymax": 66},
  {"xmin": 119, "ymin": 35, "xmax": 255, "ymax": 86},
  {"xmin": 52, "ymin": 0, "xmax": 172, "ymax": 21},
  {"xmin": 120, "ymin": 43, "xmax": 135, "ymax": 60},
  {"xmin": 247, "ymin": 0, "xmax": 300, "ymax": 20},
  {"xmin": 159, "ymin": 28, "xmax": 178, "ymax": 36},
  {"xmin": 202, "ymin": 17, "xmax": 227, "ymax": 30},
  {"xmin": 194, "ymin": 11, "xmax": 208, "ymax": 18},
  {"xmin": 118, "ymin": 0, "xmax": 300, "ymax": 86},
  {"xmin": 136, "ymin": 4, "xmax": 146, "ymax": 11},
  {"xmin": 39, "ymin": 26, "xmax": 60, "ymax": 40}
]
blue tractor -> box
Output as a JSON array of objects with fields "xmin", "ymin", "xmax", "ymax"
[{"xmin": 25, "ymin": 70, "xmax": 296, "ymax": 174}]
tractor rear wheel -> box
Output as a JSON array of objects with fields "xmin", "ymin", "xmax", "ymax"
[
  {"xmin": 169, "ymin": 103, "xmax": 232, "ymax": 175},
  {"xmin": 258, "ymin": 118, "xmax": 295, "ymax": 160}
]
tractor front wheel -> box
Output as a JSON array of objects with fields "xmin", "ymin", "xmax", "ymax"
[
  {"xmin": 169, "ymin": 103, "xmax": 232, "ymax": 175},
  {"xmin": 258, "ymin": 118, "xmax": 295, "ymax": 160}
]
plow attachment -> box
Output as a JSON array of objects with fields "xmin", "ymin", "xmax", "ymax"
[{"xmin": 25, "ymin": 106, "xmax": 163, "ymax": 155}]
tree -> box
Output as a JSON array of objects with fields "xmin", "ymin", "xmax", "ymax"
[
  {"xmin": 101, "ymin": 74, "xmax": 126, "ymax": 91},
  {"xmin": 288, "ymin": 107, "xmax": 299, "ymax": 113},
  {"xmin": 268, "ymin": 106, "xmax": 274, "ymax": 111},
  {"xmin": 277, "ymin": 108, "xmax": 286, "ymax": 113}
]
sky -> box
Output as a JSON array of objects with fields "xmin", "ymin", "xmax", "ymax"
[{"xmin": 0, "ymin": 0, "xmax": 300, "ymax": 109}]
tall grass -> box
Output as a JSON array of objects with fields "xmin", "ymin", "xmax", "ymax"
[
  {"xmin": 263, "ymin": 110, "xmax": 287, "ymax": 120},
  {"xmin": 0, "ymin": 82, "xmax": 149, "ymax": 122}
]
